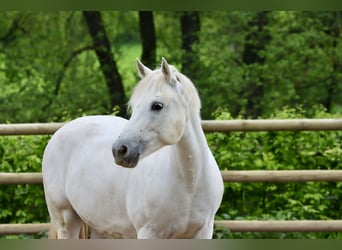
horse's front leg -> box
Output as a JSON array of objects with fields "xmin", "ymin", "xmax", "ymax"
[
  {"xmin": 136, "ymin": 223, "xmax": 214, "ymax": 239},
  {"xmin": 137, "ymin": 226, "xmax": 162, "ymax": 239},
  {"xmin": 193, "ymin": 220, "xmax": 215, "ymax": 239},
  {"xmin": 136, "ymin": 224, "xmax": 174, "ymax": 239}
]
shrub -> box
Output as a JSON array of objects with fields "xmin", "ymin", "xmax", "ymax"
[
  {"xmin": 208, "ymin": 106, "xmax": 342, "ymax": 239},
  {"xmin": 0, "ymin": 135, "xmax": 50, "ymax": 238}
]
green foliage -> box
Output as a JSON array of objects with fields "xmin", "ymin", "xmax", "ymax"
[
  {"xmin": 0, "ymin": 12, "xmax": 140, "ymax": 123},
  {"xmin": 0, "ymin": 135, "xmax": 49, "ymax": 239},
  {"xmin": 0, "ymin": 11, "xmax": 341, "ymax": 239},
  {"xmin": 0, "ymin": 135, "xmax": 49, "ymax": 223},
  {"xmin": 1, "ymin": 11, "xmax": 341, "ymax": 121},
  {"xmin": 207, "ymin": 106, "xmax": 342, "ymax": 239},
  {"xmin": 190, "ymin": 12, "xmax": 341, "ymax": 118}
]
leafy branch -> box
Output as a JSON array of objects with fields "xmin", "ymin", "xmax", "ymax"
[
  {"xmin": 42, "ymin": 45, "xmax": 94, "ymax": 112},
  {"xmin": 54, "ymin": 45, "xmax": 94, "ymax": 96}
]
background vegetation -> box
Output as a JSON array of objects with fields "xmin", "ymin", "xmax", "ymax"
[{"xmin": 0, "ymin": 11, "xmax": 341, "ymax": 239}]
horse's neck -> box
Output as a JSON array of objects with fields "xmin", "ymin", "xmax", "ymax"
[{"xmin": 173, "ymin": 114, "xmax": 210, "ymax": 188}]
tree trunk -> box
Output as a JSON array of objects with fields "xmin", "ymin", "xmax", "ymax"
[
  {"xmin": 324, "ymin": 12, "xmax": 341, "ymax": 112},
  {"xmin": 83, "ymin": 11, "xmax": 126, "ymax": 117},
  {"xmin": 180, "ymin": 11, "xmax": 200, "ymax": 80},
  {"xmin": 138, "ymin": 11, "xmax": 156, "ymax": 68},
  {"xmin": 242, "ymin": 11, "xmax": 270, "ymax": 118}
]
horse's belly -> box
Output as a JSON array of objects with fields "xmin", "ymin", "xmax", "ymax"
[
  {"xmin": 67, "ymin": 182, "xmax": 137, "ymax": 238},
  {"xmin": 65, "ymin": 166, "xmax": 136, "ymax": 238},
  {"xmin": 63, "ymin": 151, "xmax": 136, "ymax": 237}
]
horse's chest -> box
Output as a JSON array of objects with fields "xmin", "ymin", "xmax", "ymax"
[{"xmin": 127, "ymin": 185, "xmax": 210, "ymax": 232}]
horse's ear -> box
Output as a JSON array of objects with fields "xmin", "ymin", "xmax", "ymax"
[
  {"xmin": 161, "ymin": 57, "xmax": 172, "ymax": 82},
  {"xmin": 136, "ymin": 58, "xmax": 152, "ymax": 79}
]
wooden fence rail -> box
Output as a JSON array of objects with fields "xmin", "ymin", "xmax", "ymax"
[
  {"xmin": 0, "ymin": 119, "xmax": 342, "ymax": 237},
  {"xmin": 1, "ymin": 220, "xmax": 342, "ymax": 235},
  {"xmin": 0, "ymin": 123, "xmax": 64, "ymax": 135},
  {"xmin": 0, "ymin": 223, "xmax": 50, "ymax": 235},
  {"xmin": 221, "ymin": 170, "xmax": 342, "ymax": 182},
  {"xmin": 214, "ymin": 220, "xmax": 342, "ymax": 232},
  {"xmin": 0, "ymin": 119, "xmax": 341, "ymax": 135},
  {"xmin": 0, "ymin": 173, "xmax": 42, "ymax": 185},
  {"xmin": 201, "ymin": 119, "xmax": 342, "ymax": 132},
  {"xmin": 1, "ymin": 170, "xmax": 342, "ymax": 185}
]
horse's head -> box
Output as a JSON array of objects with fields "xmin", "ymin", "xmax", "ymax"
[{"xmin": 112, "ymin": 58, "xmax": 201, "ymax": 168}]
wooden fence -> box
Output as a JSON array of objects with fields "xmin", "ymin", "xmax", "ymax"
[{"xmin": 0, "ymin": 119, "xmax": 342, "ymax": 237}]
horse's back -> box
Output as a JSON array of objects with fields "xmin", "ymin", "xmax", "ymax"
[
  {"xmin": 43, "ymin": 115, "xmax": 127, "ymax": 173},
  {"xmin": 46, "ymin": 115, "xmax": 127, "ymax": 146}
]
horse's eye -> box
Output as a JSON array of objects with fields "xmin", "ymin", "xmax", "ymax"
[{"xmin": 151, "ymin": 102, "xmax": 164, "ymax": 111}]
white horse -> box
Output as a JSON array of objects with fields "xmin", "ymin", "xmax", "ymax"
[{"xmin": 42, "ymin": 58, "xmax": 224, "ymax": 239}]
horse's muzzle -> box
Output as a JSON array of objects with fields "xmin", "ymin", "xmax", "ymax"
[{"xmin": 112, "ymin": 141, "xmax": 141, "ymax": 168}]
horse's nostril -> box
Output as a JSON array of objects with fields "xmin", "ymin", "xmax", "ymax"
[{"xmin": 118, "ymin": 145, "xmax": 128, "ymax": 157}]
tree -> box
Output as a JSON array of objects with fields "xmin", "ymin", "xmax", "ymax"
[
  {"xmin": 0, "ymin": 11, "xmax": 341, "ymax": 123},
  {"xmin": 180, "ymin": 11, "xmax": 201, "ymax": 80},
  {"xmin": 317, "ymin": 11, "xmax": 342, "ymax": 112},
  {"xmin": 138, "ymin": 11, "xmax": 156, "ymax": 68},
  {"xmin": 259, "ymin": 12, "xmax": 342, "ymax": 115},
  {"xmin": 0, "ymin": 15, "xmax": 26, "ymax": 45},
  {"xmin": 241, "ymin": 11, "xmax": 270, "ymax": 118},
  {"xmin": 83, "ymin": 11, "xmax": 126, "ymax": 117}
]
